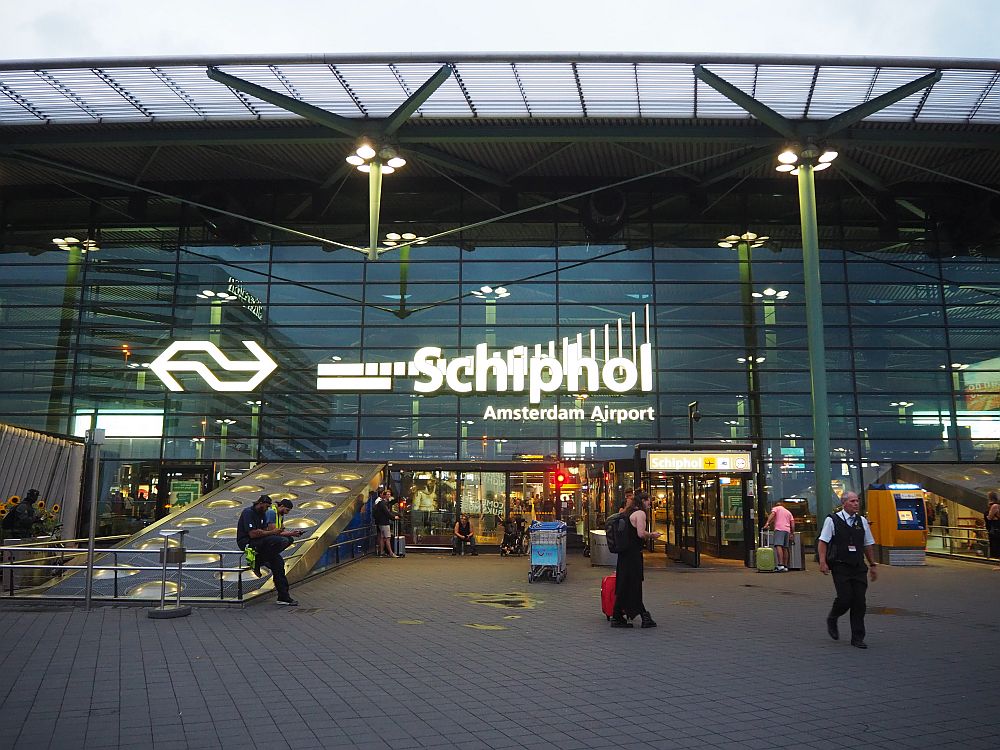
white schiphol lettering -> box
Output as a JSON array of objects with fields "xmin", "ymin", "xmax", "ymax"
[
  {"xmin": 445, "ymin": 356, "xmax": 474, "ymax": 393},
  {"xmin": 412, "ymin": 347, "xmax": 444, "ymax": 393}
]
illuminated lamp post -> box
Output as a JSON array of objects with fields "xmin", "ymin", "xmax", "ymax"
[
  {"xmin": 460, "ymin": 420, "xmax": 475, "ymax": 457},
  {"xmin": 215, "ymin": 418, "xmax": 236, "ymax": 482},
  {"xmin": 890, "ymin": 400, "xmax": 914, "ymax": 426},
  {"xmin": 196, "ymin": 288, "xmax": 237, "ymax": 344},
  {"xmin": 752, "ymin": 287, "xmax": 790, "ymax": 350},
  {"xmin": 345, "ymin": 143, "xmax": 408, "ymax": 261},
  {"xmin": 775, "ymin": 143, "xmax": 840, "ymax": 519},
  {"xmin": 246, "ymin": 400, "xmax": 262, "ymax": 462},
  {"xmin": 720, "ymin": 232, "xmax": 770, "ymax": 509},
  {"xmin": 470, "ymin": 285, "xmax": 511, "ymax": 347}
]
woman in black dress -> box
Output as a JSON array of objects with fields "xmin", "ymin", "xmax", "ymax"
[
  {"xmin": 986, "ymin": 491, "xmax": 1000, "ymax": 560},
  {"xmin": 611, "ymin": 491, "xmax": 662, "ymax": 629}
]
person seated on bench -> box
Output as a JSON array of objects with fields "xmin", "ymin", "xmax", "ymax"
[{"xmin": 452, "ymin": 513, "xmax": 478, "ymax": 555}]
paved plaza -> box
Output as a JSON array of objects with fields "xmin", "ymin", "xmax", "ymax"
[{"xmin": 2, "ymin": 552, "xmax": 999, "ymax": 750}]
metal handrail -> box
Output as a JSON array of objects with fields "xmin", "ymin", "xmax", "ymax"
[
  {"xmin": 1, "ymin": 526, "xmax": 379, "ymax": 602},
  {"xmin": 927, "ymin": 523, "xmax": 995, "ymax": 559},
  {"xmin": 0, "ymin": 534, "xmax": 129, "ymax": 547}
]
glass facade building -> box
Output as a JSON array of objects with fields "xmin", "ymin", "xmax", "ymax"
[{"xmin": 1, "ymin": 54, "xmax": 999, "ymax": 554}]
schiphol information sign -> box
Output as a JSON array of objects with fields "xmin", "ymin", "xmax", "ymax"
[
  {"xmin": 646, "ymin": 451, "xmax": 753, "ymax": 473},
  {"xmin": 148, "ymin": 307, "xmax": 657, "ymax": 425}
]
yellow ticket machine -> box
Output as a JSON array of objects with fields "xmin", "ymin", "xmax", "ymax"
[{"xmin": 867, "ymin": 483, "xmax": 927, "ymax": 566}]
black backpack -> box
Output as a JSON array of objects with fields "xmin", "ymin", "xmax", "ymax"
[
  {"xmin": 2, "ymin": 502, "xmax": 34, "ymax": 532},
  {"xmin": 604, "ymin": 512, "xmax": 635, "ymax": 554}
]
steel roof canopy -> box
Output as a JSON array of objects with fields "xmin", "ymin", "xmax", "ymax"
[{"xmin": 0, "ymin": 53, "xmax": 998, "ymax": 127}]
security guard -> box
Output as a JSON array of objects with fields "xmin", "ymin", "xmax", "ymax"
[{"xmin": 818, "ymin": 491, "xmax": 879, "ymax": 649}]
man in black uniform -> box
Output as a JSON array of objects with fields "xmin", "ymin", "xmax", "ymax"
[
  {"xmin": 818, "ymin": 491, "xmax": 878, "ymax": 648},
  {"xmin": 237, "ymin": 495, "xmax": 299, "ymax": 606}
]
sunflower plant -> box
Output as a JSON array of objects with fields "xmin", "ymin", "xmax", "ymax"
[{"xmin": 33, "ymin": 498, "xmax": 62, "ymax": 536}]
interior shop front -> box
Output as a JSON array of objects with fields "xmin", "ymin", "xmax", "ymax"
[{"xmin": 388, "ymin": 461, "xmax": 589, "ymax": 549}]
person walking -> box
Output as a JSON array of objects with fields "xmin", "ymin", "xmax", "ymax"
[
  {"xmin": 236, "ymin": 495, "xmax": 300, "ymax": 606},
  {"xmin": 764, "ymin": 500, "xmax": 796, "ymax": 572},
  {"xmin": 611, "ymin": 491, "xmax": 662, "ymax": 629},
  {"xmin": 817, "ymin": 491, "xmax": 878, "ymax": 648},
  {"xmin": 986, "ymin": 491, "xmax": 1000, "ymax": 560}
]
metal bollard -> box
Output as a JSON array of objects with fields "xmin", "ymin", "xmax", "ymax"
[{"xmin": 148, "ymin": 529, "xmax": 192, "ymax": 619}]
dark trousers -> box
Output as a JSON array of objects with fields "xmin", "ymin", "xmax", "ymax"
[
  {"xmin": 250, "ymin": 536, "xmax": 291, "ymax": 599},
  {"xmin": 453, "ymin": 535, "xmax": 476, "ymax": 554},
  {"xmin": 828, "ymin": 563, "xmax": 868, "ymax": 641}
]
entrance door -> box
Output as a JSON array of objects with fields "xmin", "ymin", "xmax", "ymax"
[{"xmin": 678, "ymin": 475, "xmax": 700, "ymax": 567}]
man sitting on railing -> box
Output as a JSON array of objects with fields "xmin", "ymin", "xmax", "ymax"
[{"xmin": 236, "ymin": 495, "xmax": 300, "ymax": 606}]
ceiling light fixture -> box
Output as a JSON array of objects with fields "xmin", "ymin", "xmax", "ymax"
[
  {"xmin": 346, "ymin": 142, "xmax": 407, "ymax": 175},
  {"xmin": 775, "ymin": 143, "xmax": 838, "ymax": 175},
  {"xmin": 718, "ymin": 231, "xmax": 770, "ymax": 249}
]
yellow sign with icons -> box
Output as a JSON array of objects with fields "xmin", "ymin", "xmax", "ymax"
[{"xmin": 646, "ymin": 451, "xmax": 752, "ymax": 473}]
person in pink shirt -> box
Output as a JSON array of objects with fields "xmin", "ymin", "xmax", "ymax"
[{"xmin": 764, "ymin": 500, "xmax": 796, "ymax": 572}]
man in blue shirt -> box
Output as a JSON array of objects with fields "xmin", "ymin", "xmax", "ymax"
[
  {"xmin": 236, "ymin": 495, "xmax": 300, "ymax": 606},
  {"xmin": 818, "ymin": 492, "xmax": 878, "ymax": 648}
]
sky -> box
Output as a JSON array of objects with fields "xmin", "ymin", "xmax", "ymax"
[{"xmin": 1, "ymin": 0, "xmax": 997, "ymax": 62}]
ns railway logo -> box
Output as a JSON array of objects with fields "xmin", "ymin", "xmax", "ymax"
[{"xmin": 148, "ymin": 307, "xmax": 656, "ymax": 417}]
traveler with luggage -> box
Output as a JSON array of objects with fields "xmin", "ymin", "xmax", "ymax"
[
  {"xmin": 763, "ymin": 500, "xmax": 796, "ymax": 572},
  {"xmin": 818, "ymin": 492, "xmax": 878, "ymax": 649},
  {"xmin": 610, "ymin": 491, "xmax": 661, "ymax": 629}
]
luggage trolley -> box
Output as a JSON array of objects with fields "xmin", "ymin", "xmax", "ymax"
[{"xmin": 527, "ymin": 520, "xmax": 567, "ymax": 583}]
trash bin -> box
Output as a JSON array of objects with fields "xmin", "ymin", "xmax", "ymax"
[{"xmin": 589, "ymin": 530, "xmax": 618, "ymax": 567}]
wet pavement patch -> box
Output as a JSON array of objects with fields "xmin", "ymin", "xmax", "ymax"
[{"xmin": 456, "ymin": 592, "xmax": 540, "ymax": 609}]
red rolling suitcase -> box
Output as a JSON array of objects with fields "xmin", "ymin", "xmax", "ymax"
[{"xmin": 601, "ymin": 574, "xmax": 616, "ymax": 620}]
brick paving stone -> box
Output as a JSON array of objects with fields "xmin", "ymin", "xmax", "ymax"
[{"xmin": 2, "ymin": 555, "xmax": 1000, "ymax": 749}]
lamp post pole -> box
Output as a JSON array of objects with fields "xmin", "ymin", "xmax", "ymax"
[
  {"xmin": 797, "ymin": 161, "xmax": 833, "ymax": 521},
  {"xmin": 736, "ymin": 238, "xmax": 768, "ymax": 514}
]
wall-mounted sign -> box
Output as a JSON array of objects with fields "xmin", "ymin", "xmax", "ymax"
[
  {"xmin": 149, "ymin": 307, "xmax": 655, "ymax": 409},
  {"xmin": 646, "ymin": 451, "xmax": 753, "ymax": 473}
]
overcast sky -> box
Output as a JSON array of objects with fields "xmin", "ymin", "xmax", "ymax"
[{"xmin": 1, "ymin": 0, "xmax": 997, "ymax": 62}]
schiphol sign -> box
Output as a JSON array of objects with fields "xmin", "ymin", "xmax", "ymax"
[{"xmin": 149, "ymin": 307, "xmax": 656, "ymax": 423}]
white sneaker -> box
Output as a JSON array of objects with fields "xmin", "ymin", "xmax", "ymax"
[{"xmin": 776, "ymin": 566, "xmax": 787, "ymax": 572}]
